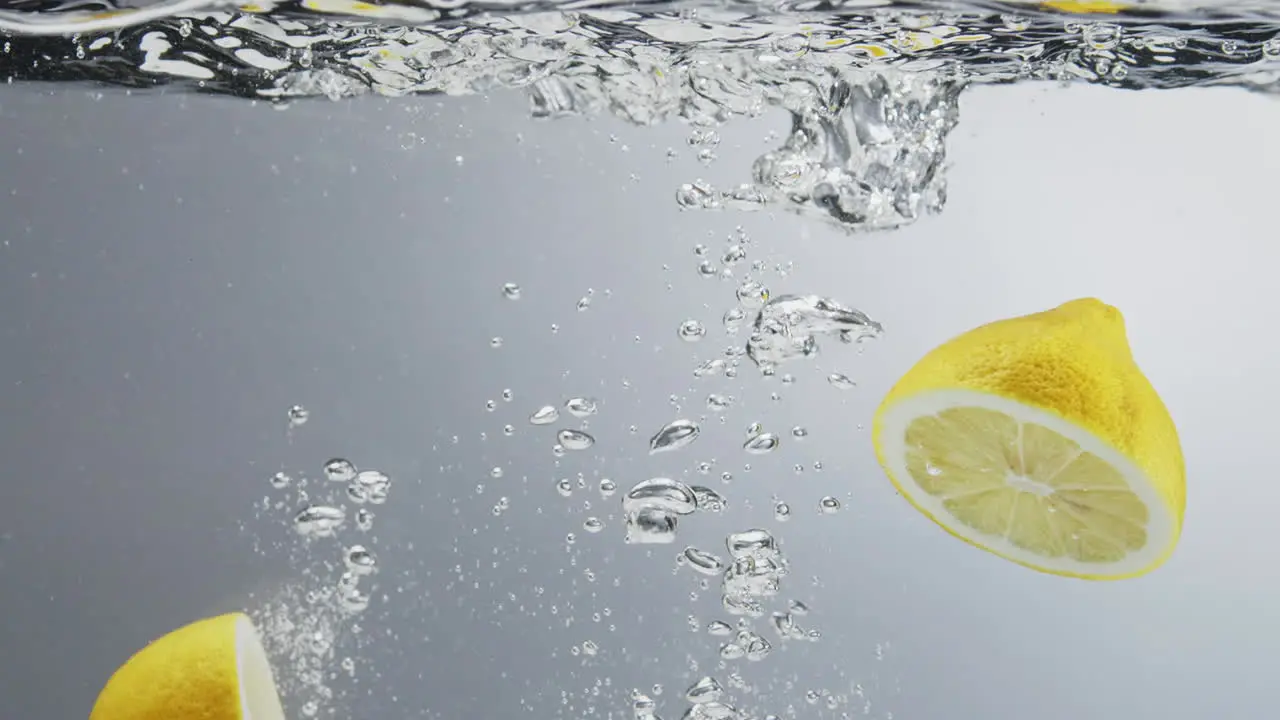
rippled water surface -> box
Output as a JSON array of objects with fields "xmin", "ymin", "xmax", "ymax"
[{"xmin": 5, "ymin": 0, "xmax": 1280, "ymax": 229}]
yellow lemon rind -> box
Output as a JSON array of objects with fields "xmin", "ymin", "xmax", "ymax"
[{"xmin": 90, "ymin": 613, "xmax": 284, "ymax": 720}]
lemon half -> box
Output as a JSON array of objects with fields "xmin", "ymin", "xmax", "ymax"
[
  {"xmin": 90, "ymin": 613, "xmax": 286, "ymax": 720},
  {"xmin": 872, "ymin": 298, "xmax": 1185, "ymax": 580},
  {"xmin": 1041, "ymin": 0, "xmax": 1124, "ymax": 14}
]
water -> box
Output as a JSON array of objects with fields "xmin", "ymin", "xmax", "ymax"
[
  {"xmin": 5, "ymin": 0, "xmax": 1279, "ymax": 719},
  {"xmin": 5, "ymin": 0, "xmax": 1280, "ymax": 232}
]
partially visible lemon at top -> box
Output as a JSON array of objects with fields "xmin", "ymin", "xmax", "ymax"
[
  {"xmin": 871, "ymin": 298, "xmax": 1185, "ymax": 581},
  {"xmin": 90, "ymin": 612, "xmax": 285, "ymax": 720},
  {"xmin": 1041, "ymin": 0, "xmax": 1125, "ymax": 14}
]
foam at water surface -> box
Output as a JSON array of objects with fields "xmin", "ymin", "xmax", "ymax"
[
  {"xmin": 2, "ymin": 0, "xmax": 1277, "ymax": 231},
  {"xmin": 4, "ymin": 0, "xmax": 1280, "ymax": 93}
]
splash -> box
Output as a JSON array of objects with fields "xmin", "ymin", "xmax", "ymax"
[
  {"xmin": 4, "ymin": 1, "xmax": 1280, "ymax": 96},
  {"xmin": 5, "ymin": 1, "xmax": 1280, "ymax": 229},
  {"xmin": 674, "ymin": 69, "xmax": 961, "ymax": 231}
]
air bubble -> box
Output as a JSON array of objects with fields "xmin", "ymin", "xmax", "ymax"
[
  {"xmin": 323, "ymin": 458, "xmax": 357, "ymax": 483},
  {"xmin": 679, "ymin": 319, "xmax": 707, "ymax": 342}
]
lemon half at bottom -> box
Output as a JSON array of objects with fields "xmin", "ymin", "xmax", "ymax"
[
  {"xmin": 90, "ymin": 613, "xmax": 285, "ymax": 720},
  {"xmin": 871, "ymin": 298, "xmax": 1185, "ymax": 581}
]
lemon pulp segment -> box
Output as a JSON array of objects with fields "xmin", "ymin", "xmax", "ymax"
[{"xmin": 876, "ymin": 389, "xmax": 1178, "ymax": 579}]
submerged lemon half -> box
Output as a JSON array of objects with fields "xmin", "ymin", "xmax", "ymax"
[
  {"xmin": 871, "ymin": 298, "xmax": 1185, "ymax": 580},
  {"xmin": 90, "ymin": 613, "xmax": 286, "ymax": 720}
]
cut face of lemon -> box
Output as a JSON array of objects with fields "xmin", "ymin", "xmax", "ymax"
[
  {"xmin": 876, "ymin": 389, "xmax": 1178, "ymax": 580},
  {"xmin": 237, "ymin": 615, "xmax": 286, "ymax": 720}
]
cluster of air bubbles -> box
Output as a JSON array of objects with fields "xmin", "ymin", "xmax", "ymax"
[
  {"xmin": 569, "ymin": 639, "xmax": 601, "ymax": 657},
  {"xmin": 670, "ymin": 527, "xmax": 819, "ymax": 683},
  {"xmin": 683, "ymin": 233, "xmax": 875, "ymax": 395},
  {"xmin": 527, "ymin": 396, "xmax": 600, "ymax": 454},
  {"xmin": 673, "ymin": 73, "xmax": 962, "ymax": 233},
  {"xmin": 347, "ymin": 471, "xmax": 391, "ymax": 506},
  {"xmin": 631, "ymin": 675, "xmax": 756, "ymax": 720},
  {"xmin": 743, "ymin": 429, "xmax": 780, "ymax": 455},
  {"xmin": 746, "ymin": 294, "xmax": 882, "ymax": 373},
  {"xmin": 681, "ymin": 676, "xmax": 746, "ymax": 719},
  {"xmin": 676, "ymin": 180, "xmax": 770, "ymax": 213},
  {"xmin": 618, "ymin": 477, "xmax": 727, "ymax": 545},
  {"xmin": 771, "ymin": 598, "xmax": 821, "ymax": 642},
  {"xmin": 257, "ymin": 448, "xmax": 394, "ymax": 715},
  {"xmin": 280, "ymin": 456, "xmax": 387, "ymax": 615},
  {"xmin": 720, "ymin": 529, "xmax": 787, "ymax": 616},
  {"xmin": 693, "ymin": 485, "xmax": 728, "ymax": 513},
  {"xmin": 293, "ymin": 505, "xmax": 345, "ymax": 539},
  {"xmin": 250, "ymin": 583, "xmax": 346, "ymax": 718},
  {"xmin": 705, "ymin": 393, "xmax": 732, "ymax": 412},
  {"xmin": 773, "ymin": 492, "xmax": 842, "ymax": 524},
  {"xmin": 688, "ymin": 125, "xmax": 721, "ymax": 165},
  {"xmin": 689, "ymin": 226, "xmax": 786, "ymax": 285},
  {"xmin": 287, "ymin": 404, "xmax": 310, "ymax": 428},
  {"xmin": 604, "ymin": 221, "xmax": 876, "ymax": 710},
  {"xmin": 622, "ymin": 478, "xmax": 693, "ymax": 545}
]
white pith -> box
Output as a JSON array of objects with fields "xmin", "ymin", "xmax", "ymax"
[{"xmin": 235, "ymin": 615, "xmax": 286, "ymax": 720}]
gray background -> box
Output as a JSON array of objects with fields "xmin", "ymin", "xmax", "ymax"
[{"xmin": 0, "ymin": 80, "xmax": 1276, "ymax": 720}]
